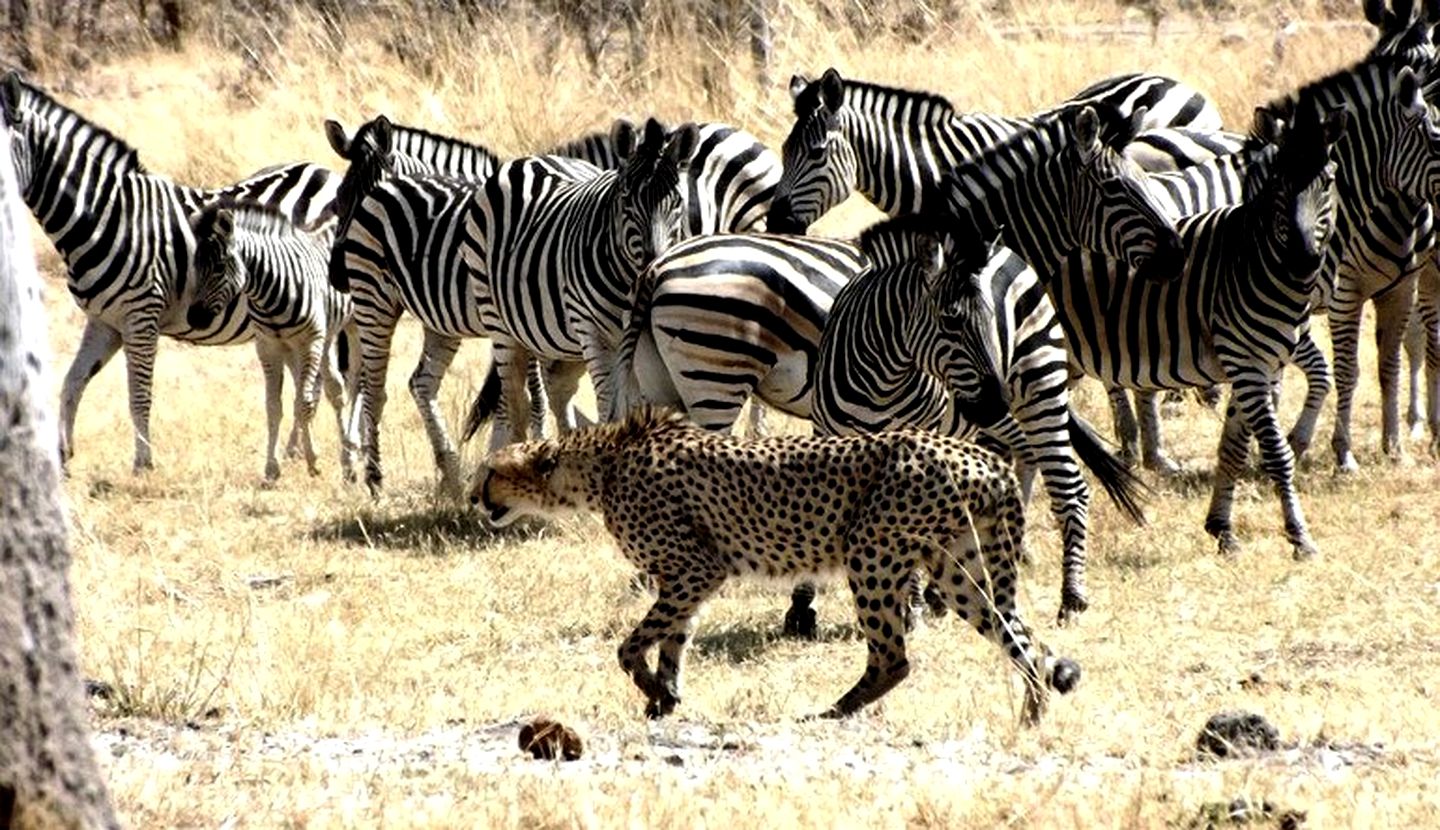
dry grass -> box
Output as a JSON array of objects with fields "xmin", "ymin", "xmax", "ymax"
[{"xmin": 17, "ymin": 0, "xmax": 1440, "ymax": 826}]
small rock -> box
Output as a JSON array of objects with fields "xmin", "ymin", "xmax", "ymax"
[
  {"xmin": 84, "ymin": 678, "xmax": 114, "ymax": 700},
  {"xmin": 518, "ymin": 717, "xmax": 583, "ymax": 761},
  {"xmin": 1196, "ymin": 711, "xmax": 1280, "ymax": 759}
]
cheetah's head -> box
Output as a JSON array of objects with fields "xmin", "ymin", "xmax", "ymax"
[{"xmin": 468, "ymin": 440, "xmax": 589, "ymax": 527}]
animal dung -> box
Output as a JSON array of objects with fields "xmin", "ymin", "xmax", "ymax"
[{"xmin": 517, "ymin": 717, "xmax": 583, "ymax": 761}]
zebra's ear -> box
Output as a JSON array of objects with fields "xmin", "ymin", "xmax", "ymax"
[
  {"xmin": 639, "ymin": 117, "xmax": 667, "ymax": 155},
  {"xmin": 1124, "ymin": 105, "xmax": 1149, "ymax": 145},
  {"xmin": 1073, "ymin": 106, "xmax": 1102, "ymax": 160},
  {"xmin": 1426, "ymin": 0, "xmax": 1440, "ymax": 24},
  {"xmin": 1396, "ymin": 0, "xmax": 1417, "ymax": 25},
  {"xmin": 370, "ymin": 115, "xmax": 394, "ymax": 155},
  {"xmin": 611, "ymin": 118, "xmax": 639, "ymax": 161},
  {"xmin": 324, "ymin": 119, "xmax": 352, "ymax": 159},
  {"xmin": 1365, "ymin": 0, "xmax": 1388, "ymax": 25},
  {"xmin": 819, "ymin": 68, "xmax": 844, "ymax": 112},
  {"xmin": 1252, "ymin": 107, "xmax": 1285, "ymax": 145},
  {"xmin": 1397, "ymin": 66, "xmax": 1426, "ymax": 116},
  {"xmin": 664, "ymin": 124, "xmax": 699, "ymax": 171},
  {"xmin": 1320, "ymin": 108, "xmax": 1349, "ymax": 146},
  {"xmin": 211, "ymin": 209, "xmax": 235, "ymax": 246},
  {"xmin": 1, "ymin": 71, "xmax": 22, "ymax": 127},
  {"xmin": 789, "ymin": 74, "xmax": 809, "ymax": 101},
  {"xmin": 985, "ymin": 231, "xmax": 1006, "ymax": 261}
]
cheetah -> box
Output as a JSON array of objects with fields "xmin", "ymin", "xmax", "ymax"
[{"xmin": 468, "ymin": 406, "xmax": 1080, "ymax": 723}]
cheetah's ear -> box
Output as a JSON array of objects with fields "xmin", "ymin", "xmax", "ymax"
[{"xmin": 324, "ymin": 119, "xmax": 353, "ymax": 159}]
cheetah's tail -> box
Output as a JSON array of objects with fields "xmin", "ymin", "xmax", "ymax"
[{"xmin": 1067, "ymin": 410, "xmax": 1149, "ymax": 526}]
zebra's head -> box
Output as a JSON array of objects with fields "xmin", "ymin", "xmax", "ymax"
[
  {"xmin": 1376, "ymin": 66, "xmax": 1440, "ymax": 201},
  {"xmin": 1062, "ymin": 105, "xmax": 1186, "ymax": 281},
  {"xmin": 325, "ymin": 115, "xmax": 396, "ymax": 291},
  {"xmin": 1257, "ymin": 106, "xmax": 1346, "ymax": 284},
  {"xmin": 615, "ymin": 118, "xmax": 695, "ymax": 272},
  {"xmin": 4, "ymin": 71, "xmax": 150, "ymax": 204},
  {"xmin": 1366, "ymin": 0, "xmax": 1438, "ymax": 63},
  {"xmin": 926, "ymin": 232, "xmax": 1015, "ymax": 428},
  {"xmin": 0, "ymin": 72, "xmax": 28, "ymax": 191},
  {"xmin": 186, "ymin": 207, "xmax": 243, "ymax": 330},
  {"xmin": 769, "ymin": 68, "xmax": 852, "ymax": 235}
]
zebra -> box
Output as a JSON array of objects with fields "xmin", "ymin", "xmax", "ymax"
[
  {"xmin": 185, "ymin": 203, "xmax": 359, "ymax": 485},
  {"xmin": 765, "ymin": 67, "xmax": 1224, "ymax": 235},
  {"xmin": 462, "ymin": 118, "xmax": 695, "ymax": 444},
  {"xmin": 1, "ymin": 71, "xmax": 337, "ymax": 474},
  {"xmin": 1040, "ymin": 105, "xmax": 1346, "ymax": 560},
  {"xmin": 614, "ymin": 105, "xmax": 1182, "ymax": 634},
  {"xmin": 810, "ymin": 216, "xmax": 1148, "ymax": 625},
  {"xmin": 326, "ymin": 114, "xmax": 779, "ymax": 494},
  {"xmin": 1365, "ymin": 0, "xmax": 1440, "ymax": 459},
  {"xmin": 611, "ymin": 231, "xmax": 867, "ymax": 432}
]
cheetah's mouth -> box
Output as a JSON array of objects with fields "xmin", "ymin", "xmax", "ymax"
[{"xmin": 476, "ymin": 470, "xmax": 516, "ymax": 527}]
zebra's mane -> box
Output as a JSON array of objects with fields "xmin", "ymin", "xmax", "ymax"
[
  {"xmin": 1264, "ymin": 53, "xmax": 1422, "ymax": 122},
  {"xmin": 366, "ymin": 118, "xmax": 501, "ymax": 168},
  {"xmin": 834, "ymin": 77, "xmax": 961, "ymax": 124},
  {"xmin": 7, "ymin": 76, "xmax": 148, "ymax": 174},
  {"xmin": 195, "ymin": 199, "xmax": 310, "ymax": 237},
  {"xmin": 856, "ymin": 214, "xmax": 945, "ymax": 269},
  {"xmin": 940, "ymin": 103, "xmax": 1135, "ymax": 191}
]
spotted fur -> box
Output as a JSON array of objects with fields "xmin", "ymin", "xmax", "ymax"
[{"xmin": 468, "ymin": 406, "xmax": 1079, "ymax": 723}]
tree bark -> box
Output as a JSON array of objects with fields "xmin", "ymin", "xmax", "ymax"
[{"xmin": 0, "ymin": 122, "xmax": 119, "ymax": 830}]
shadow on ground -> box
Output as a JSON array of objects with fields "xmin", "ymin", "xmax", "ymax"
[
  {"xmin": 309, "ymin": 507, "xmax": 545, "ymax": 553},
  {"xmin": 691, "ymin": 620, "xmax": 860, "ymax": 664}
]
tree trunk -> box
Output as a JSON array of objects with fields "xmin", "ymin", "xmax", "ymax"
[{"xmin": 0, "ymin": 123, "xmax": 119, "ymax": 830}]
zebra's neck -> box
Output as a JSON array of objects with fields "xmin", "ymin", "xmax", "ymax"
[
  {"xmin": 945, "ymin": 130, "xmax": 1075, "ymax": 282},
  {"xmin": 840, "ymin": 85, "xmax": 1025, "ymax": 218},
  {"xmin": 391, "ymin": 127, "xmax": 499, "ymax": 182}
]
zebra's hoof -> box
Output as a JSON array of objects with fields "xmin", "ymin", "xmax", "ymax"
[
  {"xmin": 1334, "ymin": 452, "xmax": 1359, "ymax": 473},
  {"xmin": 1292, "ymin": 541, "xmax": 1319, "ymax": 561},
  {"xmin": 1144, "ymin": 454, "xmax": 1183, "ymax": 477},
  {"xmin": 782, "ymin": 605, "xmax": 818, "ymax": 641},
  {"xmin": 1050, "ymin": 658, "xmax": 1082, "ymax": 695},
  {"xmin": 1286, "ymin": 432, "xmax": 1312, "ymax": 459},
  {"xmin": 1056, "ymin": 597, "xmax": 1088, "ymax": 627}
]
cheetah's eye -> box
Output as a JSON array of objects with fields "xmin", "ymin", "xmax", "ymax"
[{"xmin": 535, "ymin": 455, "xmax": 558, "ymax": 476}]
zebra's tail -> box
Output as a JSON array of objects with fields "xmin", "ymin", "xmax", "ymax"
[
  {"xmin": 461, "ymin": 364, "xmax": 504, "ymax": 444},
  {"xmin": 612, "ymin": 270, "xmax": 656, "ymax": 420},
  {"xmin": 1067, "ymin": 410, "xmax": 1149, "ymax": 526}
]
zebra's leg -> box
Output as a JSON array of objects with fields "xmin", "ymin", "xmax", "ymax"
[
  {"xmin": 783, "ymin": 582, "xmax": 819, "ymax": 640},
  {"xmin": 542, "ymin": 359, "xmax": 588, "ymax": 431},
  {"xmin": 1286, "ymin": 332, "xmax": 1331, "ymax": 460},
  {"xmin": 1012, "ymin": 409, "xmax": 1090, "ymax": 623},
  {"xmin": 409, "ymin": 329, "xmax": 465, "ymax": 497},
  {"xmin": 1136, "ymin": 390, "xmax": 1180, "ymax": 475},
  {"xmin": 1405, "ymin": 308, "xmax": 1425, "ymax": 440},
  {"xmin": 293, "ymin": 335, "xmax": 326, "ymax": 477},
  {"xmin": 1373, "ymin": 280, "xmax": 1416, "ymax": 461},
  {"xmin": 120, "ymin": 315, "xmax": 162, "ymax": 473},
  {"xmin": 1417, "ymin": 264, "xmax": 1440, "ymax": 455},
  {"xmin": 358, "ymin": 314, "xmax": 399, "ymax": 497},
  {"xmin": 1245, "ymin": 371, "xmax": 1319, "ymax": 560},
  {"xmin": 320, "ymin": 329, "xmax": 356, "ymax": 482},
  {"xmin": 525, "ymin": 357, "xmax": 547, "ymax": 436},
  {"xmin": 1106, "ymin": 384, "xmax": 1140, "ymax": 467},
  {"xmin": 1328, "ymin": 303, "xmax": 1364, "ymax": 472},
  {"xmin": 489, "ymin": 339, "xmax": 534, "ymax": 453},
  {"xmin": 57, "ymin": 318, "xmax": 123, "ymax": 468},
  {"xmin": 1203, "ymin": 390, "xmax": 1252, "ymax": 556},
  {"xmin": 255, "ymin": 340, "xmax": 286, "ymax": 485}
]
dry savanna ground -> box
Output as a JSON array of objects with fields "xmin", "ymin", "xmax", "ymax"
[{"xmin": 16, "ymin": 0, "xmax": 1440, "ymax": 826}]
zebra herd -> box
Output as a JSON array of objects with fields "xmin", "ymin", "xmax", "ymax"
[{"xmin": 6, "ymin": 1, "xmax": 1440, "ymax": 632}]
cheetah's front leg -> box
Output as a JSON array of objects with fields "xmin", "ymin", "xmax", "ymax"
[
  {"xmin": 822, "ymin": 540, "xmax": 916, "ymax": 718},
  {"xmin": 616, "ymin": 563, "xmax": 724, "ymax": 719}
]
